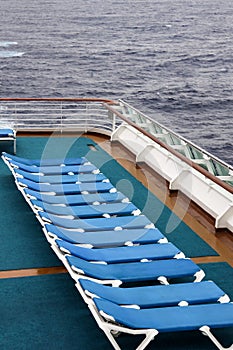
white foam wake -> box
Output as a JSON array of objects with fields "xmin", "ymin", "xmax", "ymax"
[
  {"xmin": 0, "ymin": 41, "xmax": 18, "ymax": 47},
  {"xmin": 0, "ymin": 50, "xmax": 25, "ymax": 58}
]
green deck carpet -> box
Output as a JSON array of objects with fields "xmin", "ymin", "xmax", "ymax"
[
  {"xmin": 0, "ymin": 161, "xmax": 62, "ymax": 270},
  {"xmin": 0, "ymin": 136, "xmax": 217, "ymax": 271},
  {"xmin": 1, "ymin": 263, "xmax": 233, "ymax": 350},
  {"xmin": 199, "ymin": 262, "xmax": 233, "ymax": 299},
  {"xmin": 0, "ymin": 274, "xmax": 111, "ymax": 350},
  {"xmin": 0, "ymin": 136, "xmax": 92, "ymax": 271}
]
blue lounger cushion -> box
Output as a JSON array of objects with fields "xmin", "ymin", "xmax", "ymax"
[
  {"xmin": 15, "ymin": 168, "xmax": 107, "ymax": 184},
  {"xmin": 79, "ymin": 279, "xmax": 227, "ymax": 307},
  {"xmin": 66, "ymin": 255, "xmax": 202, "ymax": 282},
  {"xmin": 33, "ymin": 201, "xmax": 139, "ymax": 218},
  {"xmin": 9, "ymin": 160, "xmax": 99, "ymax": 175},
  {"xmin": 39, "ymin": 213, "xmax": 153, "ymax": 231},
  {"xmin": 56, "ymin": 240, "xmax": 181, "ymax": 263},
  {"xmin": 45, "ymin": 224, "xmax": 165, "ymax": 247},
  {"xmin": 0, "ymin": 129, "xmax": 15, "ymax": 137},
  {"xmin": 2, "ymin": 152, "xmax": 87, "ymax": 166},
  {"xmin": 24, "ymin": 189, "xmax": 127, "ymax": 205},
  {"xmin": 17, "ymin": 178, "xmax": 115, "ymax": 194},
  {"xmin": 93, "ymin": 297, "xmax": 233, "ymax": 332}
]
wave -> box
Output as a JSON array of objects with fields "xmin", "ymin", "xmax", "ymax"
[
  {"xmin": 0, "ymin": 51, "xmax": 25, "ymax": 58},
  {"xmin": 0, "ymin": 41, "xmax": 18, "ymax": 47},
  {"xmin": 0, "ymin": 0, "xmax": 232, "ymax": 165},
  {"xmin": 0, "ymin": 41, "xmax": 24, "ymax": 58}
]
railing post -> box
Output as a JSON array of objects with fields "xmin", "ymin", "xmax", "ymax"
[
  {"xmin": 14, "ymin": 103, "xmax": 17, "ymax": 130},
  {"xmin": 60, "ymin": 101, "xmax": 63, "ymax": 133},
  {"xmin": 107, "ymin": 109, "xmax": 115, "ymax": 133},
  {"xmin": 85, "ymin": 102, "xmax": 88, "ymax": 133},
  {"xmin": 112, "ymin": 112, "xmax": 116, "ymax": 132}
]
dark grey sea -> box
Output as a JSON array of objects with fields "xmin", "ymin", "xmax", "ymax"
[{"xmin": 0, "ymin": 0, "xmax": 232, "ymax": 164}]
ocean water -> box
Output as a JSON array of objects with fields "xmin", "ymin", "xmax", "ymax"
[{"xmin": 0, "ymin": 0, "xmax": 232, "ymax": 164}]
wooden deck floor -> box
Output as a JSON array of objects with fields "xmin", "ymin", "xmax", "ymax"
[{"xmin": 1, "ymin": 132, "xmax": 232, "ymax": 280}]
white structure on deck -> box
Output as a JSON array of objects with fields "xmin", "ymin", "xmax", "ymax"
[{"xmin": 111, "ymin": 101, "xmax": 233, "ymax": 233}]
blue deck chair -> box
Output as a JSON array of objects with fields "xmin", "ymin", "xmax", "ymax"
[
  {"xmin": 43, "ymin": 224, "xmax": 167, "ymax": 247},
  {"xmin": 0, "ymin": 129, "xmax": 16, "ymax": 154},
  {"xmin": 64, "ymin": 255, "xmax": 204, "ymax": 285},
  {"xmin": 31, "ymin": 200, "xmax": 140, "ymax": 218},
  {"xmin": 23, "ymin": 188, "xmax": 128, "ymax": 205},
  {"xmin": 78, "ymin": 279, "xmax": 229, "ymax": 307},
  {"xmin": 91, "ymin": 297, "xmax": 233, "ymax": 350},
  {"xmin": 53, "ymin": 239, "xmax": 183, "ymax": 263},
  {"xmin": 2, "ymin": 151, "xmax": 87, "ymax": 166},
  {"xmin": 37, "ymin": 213, "xmax": 154, "ymax": 231},
  {"xmin": 14, "ymin": 168, "xmax": 107, "ymax": 184},
  {"xmin": 16, "ymin": 177, "xmax": 116, "ymax": 195},
  {"xmin": 7, "ymin": 159, "xmax": 99, "ymax": 175}
]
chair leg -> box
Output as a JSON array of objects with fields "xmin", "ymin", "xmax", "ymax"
[
  {"xmin": 88, "ymin": 302, "xmax": 159, "ymax": 350},
  {"xmin": 101, "ymin": 325, "xmax": 158, "ymax": 350},
  {"xmin": 200, "ymin": 326, "xmax": 233, "ymax": 350},
  {"xmin": 102, "ymin": 327, "xmax": 121, "ymax": 350},
  {"xmin": 135, "ymin": 330, "xmax": 159, "ymax": 350}
]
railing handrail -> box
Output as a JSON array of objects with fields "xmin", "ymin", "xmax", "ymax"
[
  {"xmin": 0, "ymin": 97, "xmax": 232, "ymax": 194},
  {"xmin": 0, "ymin": 98, "xmax": 119, "ymax": 134},
  {"xmin": 0, "ymin": 97, "xmax": 116, "ymax": 104}
]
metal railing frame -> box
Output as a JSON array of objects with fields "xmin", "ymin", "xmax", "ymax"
[{"xmin": 0, "ymin": 97, "xmax": 232, "ymax": 194}]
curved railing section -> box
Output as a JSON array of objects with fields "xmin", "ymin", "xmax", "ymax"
[
  {"xmin": 0, "ymin": 97, "xmax": 232, "ymax": 187},
  {"xmin": 0, "ymin": 97, "xmax": 232, "ymax": 190},
  {"xmin": 0, "ymin": 97, "xmax": 232, "ymax": 231}
]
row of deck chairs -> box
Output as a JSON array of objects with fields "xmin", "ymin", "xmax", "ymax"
[{"xmin": 2, "ymin": 151, "xmax": 233, "ymax": 350}]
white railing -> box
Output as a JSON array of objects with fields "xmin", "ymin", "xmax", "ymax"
[
  {"xmin": 0, "ymin": 97, "xmax": 232, "ymax": 230},
  {"xmin": 1, "ymin": 98, "xmax": 232, "ymax": 191},
  {"xmin": 0, "ymin": 98, "xmax": 122, "ymax": 135}
]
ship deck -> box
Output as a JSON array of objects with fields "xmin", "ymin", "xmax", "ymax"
[{"xmin": 0, "ymin": 132, "xmax": 233, "ymax": 350}]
